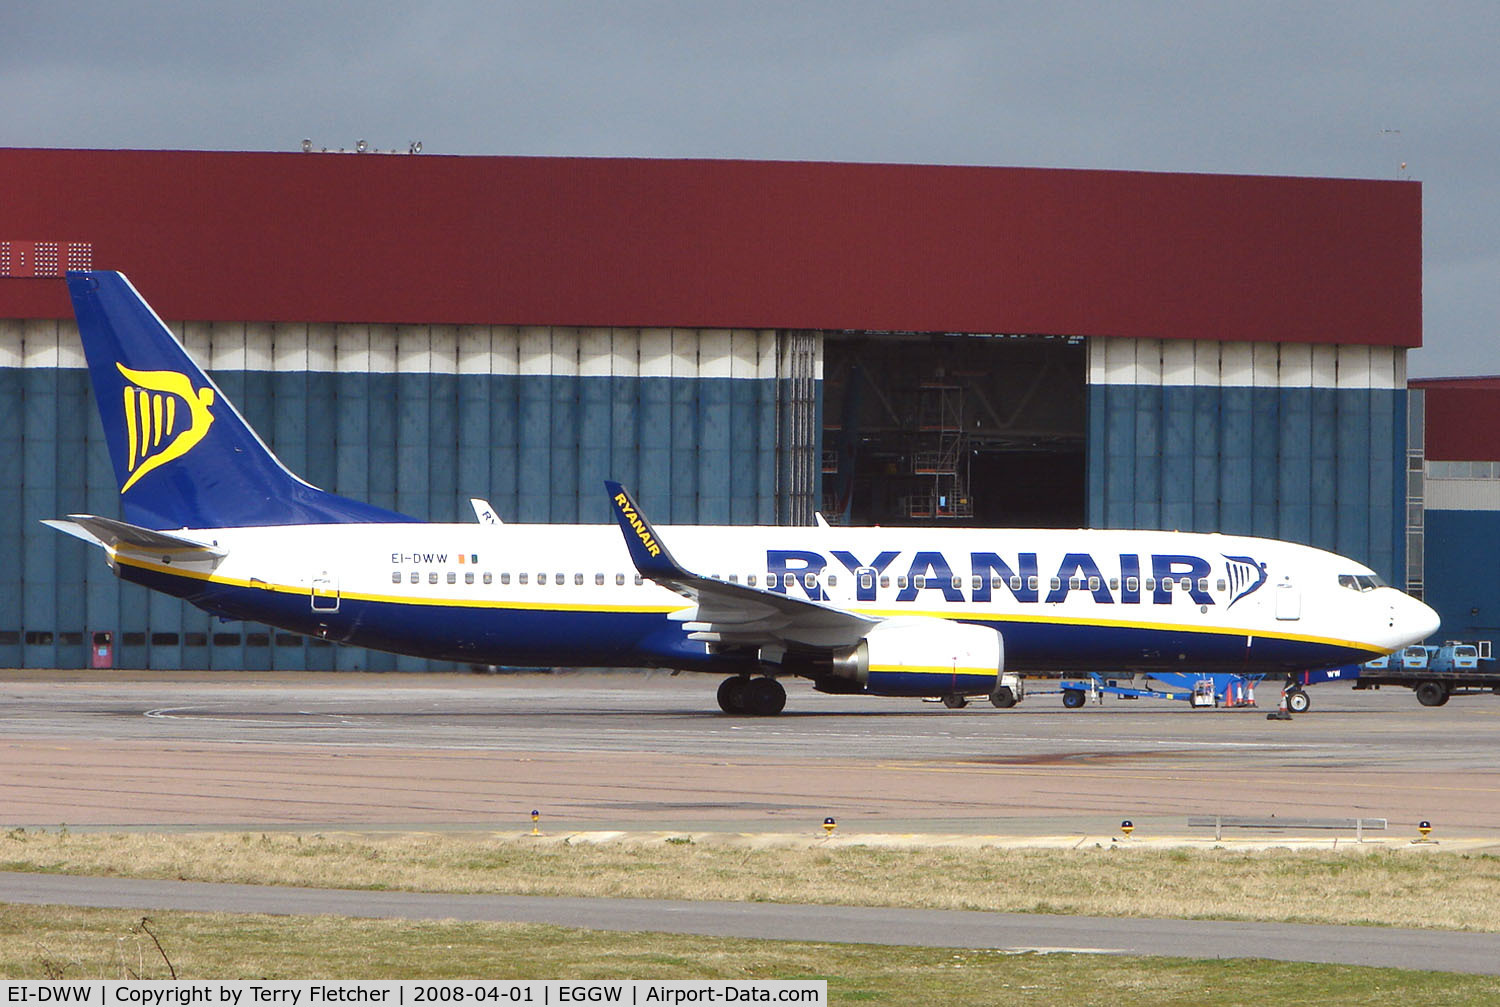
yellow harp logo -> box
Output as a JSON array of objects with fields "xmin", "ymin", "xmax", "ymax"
[{"xmin": 118, "ymin": 364, "xmax": 217, "ymax": 493}]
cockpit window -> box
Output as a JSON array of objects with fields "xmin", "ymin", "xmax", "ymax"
[{"xmin": 1339, "ymin": 573, "xmax": 1385, "ymax": 593}]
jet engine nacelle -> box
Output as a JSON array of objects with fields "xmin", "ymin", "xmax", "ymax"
[{"xmin": 826, "ymin": 617, "xmax": 1004, "ymax": 697}]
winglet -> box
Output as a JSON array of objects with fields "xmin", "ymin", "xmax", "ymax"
[
  {"xmin": 605, "ymin": 481, "xmax": 688, "ymax": 581},
  {"xmin": 470, "ymin": 498, "xmax": 502, "ymax": 525}
]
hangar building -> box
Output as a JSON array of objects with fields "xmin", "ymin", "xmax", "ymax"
[
  {"xmin": 0, "ymin": 148, "xmax": 1422, "ymax": 670},
  {"xmin": 1409, "ymin": 377, "xmax": 1500, "ymax": 655}
]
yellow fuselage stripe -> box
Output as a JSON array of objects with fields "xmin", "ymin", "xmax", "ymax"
[{"xmin": 110, "ymin": 552, "xmax": 1385, "ymax": 654}]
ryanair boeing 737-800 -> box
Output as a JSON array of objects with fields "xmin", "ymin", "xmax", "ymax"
[{"xmin": 47, "ymin": 272, "xmax": 1439, "ymax": 715}]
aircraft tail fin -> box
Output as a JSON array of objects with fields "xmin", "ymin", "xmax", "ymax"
[{"xmin": 65, "ymin": 271, "xmax": 414, "ymax": 529}]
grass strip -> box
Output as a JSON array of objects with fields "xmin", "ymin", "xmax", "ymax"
[
  {"xmin": 4, "ymin": 904, "xmax": 1500, "ymax": 1005},
  {"xmin": 3, "ymin": 829, "xmax": 1497, "ymax": 931}
]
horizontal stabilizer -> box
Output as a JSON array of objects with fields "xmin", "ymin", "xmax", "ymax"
[{"xmin": 43, "ymin": 514, "xmax": 227, "ymax": 559}]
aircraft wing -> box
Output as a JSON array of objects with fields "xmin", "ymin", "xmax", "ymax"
[{"xmin": 605, "ymin": 481, "xmax": 876, "ymax": 650}]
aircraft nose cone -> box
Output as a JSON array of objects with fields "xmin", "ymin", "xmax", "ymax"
[{"xmin": 1404, "ymin": 594, "xmax": 1441, "ymax": 644}]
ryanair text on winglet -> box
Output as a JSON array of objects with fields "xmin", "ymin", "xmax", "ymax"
[{"xmin": 614, "ymin": 492, "xmax": 662, "ymax": 558}]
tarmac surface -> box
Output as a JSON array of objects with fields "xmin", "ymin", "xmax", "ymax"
[
  {"xmin": 4, "ymin": 669, "xmax": 1500, "ymax": 839},
  {"xmin": 7, "ymin": 668, "xmax": 1500, "ymax": 974}
]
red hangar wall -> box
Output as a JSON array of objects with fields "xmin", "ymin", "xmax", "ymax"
[{"xmin": 0, "ymin": 148, "xmax": 1421, "ymax": 669}]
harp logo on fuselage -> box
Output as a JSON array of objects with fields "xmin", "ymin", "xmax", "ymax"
[{"xmin": 117, "ymin": 364, "xmax": 216, "ymax": 492}]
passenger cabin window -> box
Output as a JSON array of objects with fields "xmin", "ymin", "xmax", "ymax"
[
  {"xmin": 880, "ymin": 576, "xmax": 890, "ymax": 588},
  {"xmin": 747, "ymin": 574, "xmax": 757, "ymax": 587},
  {"xmin": 519, "ymin": 573, "xmax": 529, "ymax": 585},
  {"xmin": 1196, "ymin": 578, "xmax": 1208, "ymax": 594},
  {"xmin": 634, "ymin": 575, "xmax": 644, "ymax": 586},
  {"xmin": 827, "ymin": 574, "xmax": 837, "ymax": 587},
  {"xmin": 860, "ymin": 574, "xmax": 873, "ymax": 590},
  {"xmin": 1088, "ymin": 576, "xmax": 1100, "ymax": 591},
  {"xmin": 1010, "ymin": 576, "xmax": 1022, "ymax": 591},
  {"xmin": 484, "ymin": 572, "xmax": 494, "ymax": 585},
  {"xmin": 897, "ymin": 576, "xmax": 908, "ymax": 589},
  {"xmin": 1216, "ymin": 579, "xmax": 1227, "ymax": 592},
  {"xmin": 574, "ymin": 573, "xmax": 584, "ymax": 586},
  {"xmin": 465, "ymin": 571, "xmax": 474, "ymax": 585},
  {"xmin": 913, "ymin": 575, "xmax": 926, "ymax": 589},
  {"xmin": 951, "ymin": 576, "xmax": 963, "ymax": 590},
  {"xmin": 728, "ymin": 574, "xmax": 739, "ymax": 584},
  {"xmin": 1050, "ymin": 577, "xmax": 1062, "ymax": 591},
  {"xmin": 1109, "ymin": 578, "xmax": 1119, "ymax": 591},
  {"xmin": 499, "ymin": 572, "xmax": 509, "ymax": 584},
  {"xmin": 1144, "ymin": 577, "xmax": 1156, "ymax": 591},
  {"xmin": 409, "ymin": 572, "xmax": 419, "ymax": 584},
  {"xmin": 1162, "ymin": 578, "xmax": 1174, "ymax": 592},
  {"xmin": 1028, "ymin": 576, "xmax": 1039, "ymax": 591},
  {"xmin": 1068, "ymin": 577, "xmax": 1082, "ymax": 590},
  {"xmin": 616, "ymin": 573, "xmax": 625, "ymax": 586},
  {"xmin": 803, "ymin": 573, "xmax": 817, "ymax": 589},
  {"xmin": 1126, "ymin": 577, "xmax": 1139, "ymax": 592},
  {"xmin": 391, "ymin": 572, "xmax": 401, "ymax": 584},
  {"xmin": 446, "ymin": 572, "xmax": 456, "ymax": 585},
  {"xmin": 428, "ymin": 572, "xmax": 438, "ymax": 584},
  {"xmin": 595, "ymin": 573, "xmax": 605, "ymax": 585}
]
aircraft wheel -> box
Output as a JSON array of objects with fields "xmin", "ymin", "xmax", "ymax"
[
  {"xmin": 1062, "ymin": 689, "xmax": 1086, "ymax": 709},
  {"xmin": 717, "ymin": 676, "xmax": 749, "ymax": 715},
  {"xmin": 1415, "ymin": 680, "xmax": 1449, "ymax": 707},
  {"xmin": 942, "ymin": 694, "xmax": 969, "ymax": 709},
  {"xmin": 1286, "ymin": 689, "xmax": 1311, "ymax": 714},
  {"xmin": 741, "ymin": 676, "xmax": 786, "ymax": 716},
  {"xmin": 990, "ymin": 687, "xmax": 1017, "ymax": 709}
]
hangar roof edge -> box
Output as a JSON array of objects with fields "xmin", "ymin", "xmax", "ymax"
[{"xmin": 0, "ymin": 148, "xmax": 1421, "ymax": 348}]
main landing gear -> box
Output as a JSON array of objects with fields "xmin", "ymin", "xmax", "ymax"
[{"xmin": 717, "ymin": 675, "xmax": 787, "ymax": 716}]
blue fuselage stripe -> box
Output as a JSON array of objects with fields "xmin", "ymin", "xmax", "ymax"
[{"xmin": 122, "ymin": 564, "xmax": 1375, "ymax": 687}]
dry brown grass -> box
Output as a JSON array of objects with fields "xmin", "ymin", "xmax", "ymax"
[
  {"xmin": 6, "ymin": 905, "xmax": 1500, "ymax": 1004},
  {"xmin": 5, "ymin": 828, "xmax": 1499, "ymax": 931}
]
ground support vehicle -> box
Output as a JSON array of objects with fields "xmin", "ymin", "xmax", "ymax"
[
  {"xmin": 1039, "ymin": 672, "xmax": 1261, "ymax": 710},
  {"xmin": 1288, "ymin": 643, "xmax": 1496, "ymax": 709}
]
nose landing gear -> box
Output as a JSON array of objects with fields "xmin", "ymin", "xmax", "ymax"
[{"xmin": 717, "ymin": 675, "xmax": 787, "ymax": 716}]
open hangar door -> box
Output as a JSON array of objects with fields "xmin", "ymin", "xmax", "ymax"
[{"xmin": 821, "ymin": 333, "xmax": 1086, "ymax": 528}]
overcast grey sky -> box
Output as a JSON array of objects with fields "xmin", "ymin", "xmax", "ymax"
[{"xmin": 4, "ymin": 1, "xmax": 1494, "ymax": 377}]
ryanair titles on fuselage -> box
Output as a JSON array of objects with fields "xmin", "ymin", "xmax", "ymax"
[{"xmin": 767, "ymin": 548, "xmax": 1269, "ymax": 608}]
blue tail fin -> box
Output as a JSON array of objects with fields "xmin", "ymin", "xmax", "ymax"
[{"xmin": 66, "ymin": 271, "xmax": 415, "ymax": 529}]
